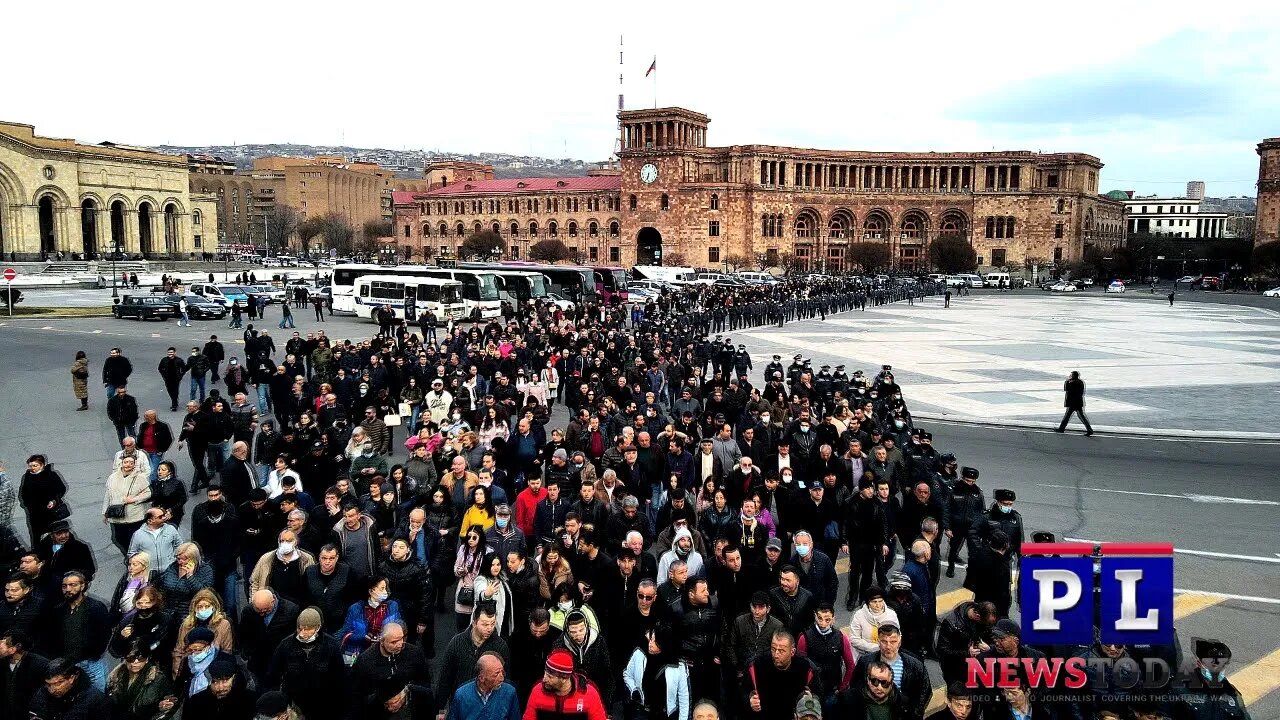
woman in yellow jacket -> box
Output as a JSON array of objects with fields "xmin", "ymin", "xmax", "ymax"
[{"xmin": 457, "ymin": 485, "xmax": 496, "ymax": 538}]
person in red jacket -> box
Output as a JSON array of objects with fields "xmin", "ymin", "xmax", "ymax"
[
  {"xmin": 523, "ymin": 647, "xmax": 607, "ymax": 720},
  {"xmin": 515, "ymin": 476, "xmax": 547, "ymax": 542}
]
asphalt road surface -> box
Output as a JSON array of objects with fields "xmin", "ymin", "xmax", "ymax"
[{"xmin": 0, "ymin": 310, "xmax": 1277, "ymax": 718}]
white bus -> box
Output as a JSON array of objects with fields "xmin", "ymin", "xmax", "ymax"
[
  {"xmin": 456, "ymin": 264, "xmax": 551, "ymax": 303},
  {"xmin": 331, "ymin": 264, "xmax": 502, "ymax": 319},
  {"xmin": 353, "ymin": 275, "xmax": 467, "ymax": 323}
]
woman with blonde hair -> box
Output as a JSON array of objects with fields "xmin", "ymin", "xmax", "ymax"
[
  {"xmin": 537, "ymin": 544, "xmax": 574, "ymax": 602},
  {"xmin": 155, "ymin": 542, "xmax": 214, "ymax": 621},
  {"xmin": 171, "ymin": 587, "xmax": 234, "ymax": 675},
  {"xmin": 103, "ymin": 454, "xmax": 152, "ymax": 553},
  {"xmin": 109, "ymin": 551, "xmax": 154, "ymax": 625}
]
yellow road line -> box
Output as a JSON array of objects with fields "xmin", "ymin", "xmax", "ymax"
[
  {"xmin": 1233, "ymin": 647, "xmax": 1280, "ymax": 706},
  {"xmin": 1173, "ymin": 592, "xmax": 1225, "ymax": 620},
  {"xmin": 936, "ymin": 588, "xmax": 972, "ymax": 617}
]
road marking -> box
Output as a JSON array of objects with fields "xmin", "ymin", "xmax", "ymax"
[
  {"xmin": 41, "ymin": 326, "xmax": 52, "ymax": 330},
  {"xmin": 92, "ymin": 329, "xmax": 101, "ymax": 334},
  {"xmin": 1232, "ymin": 647, "xmax": 1280, "ymax": 706},
  {"xmin": 1173, "ymin": 593, "xmax": 1225, "ymax": 620},
  {"xmin": 935, "ymin": 588, "xmax": 972, "ymax": 617},
  {"xmin": 1173, "ymin": 588, "xmax": 1280, "ymax": 606},
  {"xmin": 1041, "ymin": 484, "xmax": 1279, "ymax": 506},
  {"xmin": 1064, "ymin": 536, "xmax": 1280, "ymax": 566}
]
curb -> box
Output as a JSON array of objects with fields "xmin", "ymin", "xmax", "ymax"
[{"xmin": 911, "ymin": 412, "xmax": 1280, "ymax": 442}]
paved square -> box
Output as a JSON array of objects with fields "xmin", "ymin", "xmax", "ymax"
[{"xmin": 738, "ymin": 294, "xmax": 1280, "ymax": 432}]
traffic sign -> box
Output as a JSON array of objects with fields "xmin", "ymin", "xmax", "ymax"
[{"xmin": 1, "ymin": 268, "xmax": 15, "ymax": 282}]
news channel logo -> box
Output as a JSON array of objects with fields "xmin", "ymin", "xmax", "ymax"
[{"xmin": 1019, "ymin": 542, "xmax": 1174, "ymax": 646}]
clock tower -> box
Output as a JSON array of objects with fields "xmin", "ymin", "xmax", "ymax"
[{"xmin": 618, "ymin": 107, "xmax": 710, "ymax": 265}]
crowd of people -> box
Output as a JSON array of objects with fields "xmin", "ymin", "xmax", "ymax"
[{"xmin": 0, "ymin": 276, "xmax": 1252, "ymax": 720}]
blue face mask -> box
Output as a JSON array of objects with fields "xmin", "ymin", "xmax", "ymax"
[
  {"xmin": 195, "ymin": 607, "xmax": 214, "ymax": 621},
  {"xmin": 1199, "ymin": 668, "xmax": 1225, "ymax": 683},
  {"xmin": 999, "ymin": 505, "xmax": 1012, "ymax": 514},
  {"xmin": 496, "ymin": 517, "xmax": 509, "ymax": 529},
  {"xmin": 190, "ymin": 649, "xmax": 212, "ymax": 663},
  {"xmin": 796, "ymin": 544, "xmax": 811, "ymax": 557},
  {"xmin": 51, "ymin": 544, "xmax": 64, "ymax": 553}
]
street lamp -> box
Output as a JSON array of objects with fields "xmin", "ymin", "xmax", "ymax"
[{"xmin": 111, "ymin": 244, "xmax": 120, "ymax": 298}]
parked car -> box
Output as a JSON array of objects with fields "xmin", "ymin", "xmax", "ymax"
[
  {"xmin": 163, "ymin": 294, "xmax": 227, "ymax": 319},
  {"xmin": 245, "ymin": 284, "xmax": 288, "ymax": 304},
  {"xmin": 1105, "ymin": 281, "xmax": 1126, "ymax": 294},
  {"xmin": 1177, "ymin": 275, "xmax": 1199, "ymax": 284},
  {"xmin": 113, "ymin": 295, "xmax": 180, "ymax": 320},
  {"xmin": 1263, "ymin": 286, "xmax": 1280, "ymax": 297},
  {"xmin": 0, "ymin": 287, "xmax": 22, "ymax": 306},
  {"xmin": 545, "ymin": 291, "xmax": 576, "ymax": 313},
  {"xmin": 1050, "ymin": 281, "xmax": 1078, "ymax": 293},
  {"xmin": 1200, "ymin": 276, "xmax": 1221, "ymax": 291},
  {"xmin": 1080, "ymin": 278, "xmax": 1096, "ymax": 287}
]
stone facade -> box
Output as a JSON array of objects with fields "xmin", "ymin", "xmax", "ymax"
[
  {"xmin": 188, "ymin": 156, "xmax": 432, "ymax": 249},
  {"xmin": 0, "ymin": 121, "xmax": 216, "ymax": 260},
  {"xmin": 390, "ymin": 107, "xmax": 1126, "ymax": 272},
  {"xmin": 1256, "ymin": 138, "xmax": 1280, "ymax": 246}
]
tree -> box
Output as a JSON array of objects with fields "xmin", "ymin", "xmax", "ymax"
[
  {"xmin": 662, "ymin": 251, "xmax": 689, "ymax": 267},
  {"xmin": 363, "ymin": 219, "xmax": 394, "ymax": 240},
  {"xmin": 529, "ymin": 238, "xmax": 572, "ymax": 263},
  {"xmin": 776, "ymin": 252, "xmax": 802, "ymax": 276},
  {"xmin": 845, "ymin": 242, "xmax": 891, "ymax": 273},
  {"xmin": 402, "ymin": 245, "xmax": 415, "ymax": 261},
  {"xmin": 459, "ymin": 230, "xmax": 505, "ymax": 260},
  {"xmin": 929, "ymin": 236, "xmax": 976, "ymax": 274},
  {"xmin": 1253, "ymin": 240, "xmax": 1280, "ymax": 277},
  {"xmin": 722, "ymin": 253, "xmax": 751, "ymax": 272},
  {"xmin": 754, "ymin": 252, "xmax": 771, "ymax": 271},
  {"xmin": 316, "ymin": 214, "xmax": 355, "ymax": 257},
  {"xmin": 297, "ymin": 216, "xmax": 326, "ymax": 257},
  {"xmin": 265, "ymin": 205, "xmax": 301, "ymax": 256}
]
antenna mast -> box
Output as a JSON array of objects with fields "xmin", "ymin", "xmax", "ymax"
[{"xmin": 614, "ymin": 35, "xmax": 624, "ymax": 161}]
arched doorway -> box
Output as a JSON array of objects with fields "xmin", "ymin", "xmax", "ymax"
[
  {"xmin": 81, "ymin": 200, "xmax": 98, "ymax": 258},
  {"xmin": 637, "ymin": 227, "xmax": 662, "ymax": 265},
  {"xmin": 110, "ymin": 200, "xmax": 127, "ymax": 256},
  {"xmin": 38, "ymin": 196, "xmax": 56, "ymax": 257},
  {"xmin": 163, "ymin": 203, "xmax": 178, "ymax": 256},
  {"xmin": 138, "ymin": 202, "xmax": 154, "ymax": 257}
]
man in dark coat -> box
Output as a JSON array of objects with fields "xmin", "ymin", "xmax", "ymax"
[
  {"xmin": 106, "ymin": 385, "xmax": 140, "ymax": 444},
  {"xmin": 963, "ymin": 530, "xmax": 1013, "ymax": 618},
  {"xmin": 101, "ymin": 347, "xmax": 133, "ymax": 400},
  {"xmin": 157, "ymin": 347, "xmax": 188, "ymax": 412},
  {"xmin": 850, "ymin": 624, "xmax": 930, "ymax": 720},
  {"xmin": 35, "ymin": 520, "xmax": 97, "ymax": 584},
  {"xmin": 26, "ymin": 658, "xmax": 109, "ymax": 720},
  {"xmin": 204, "ymin": 335, "xmax": 226, "ymax": 383},
  {"xmin": 0, "ymin": 629, "xmax": 49, "ymax": 720},
  {"xmin": 238, "ymin": 589, "xmax": 300, "ymax": 678},
  {"xmin": 1056, "ymin": 370, "xmax": 1093, "ymax": 435}
]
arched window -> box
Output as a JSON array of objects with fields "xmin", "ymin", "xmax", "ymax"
[
  {"xmin": 491, "ymin": 222, "xmax": 501, "ymax": 235},
  {"xmin": 568, "ymin": 221, "xmax": 578, "ymax": 237},
  {"xmin": 455, "ymin": 222, "xmax": 465, "ymax": 237},
  {"xmin": 588, "ymin": 221, "xmax": 599, "ymax": 237},
  {"xmin": 795, "ymin": 211, "xmax": 818, "ymax": 238},
  {"xmin": 422, "ymin": 223, "xmax": 431, "ymax": 238},
  {"xmin": 1056, "ymin": 199, "xmax": 1065, "ymax": 213},
  {"xmin": 710, "ymin": 194, "xmax": 719, "ymax": 210},
  {"xmin": 438, "ymin": 222, "xmax": 448, "ymax": 237},
  {"xmin": 609, "ymin": 221, "xmax": 620, "ymax": 237},
  {"xmin": 193, "ymin": 210, "xmax": 202, "ymax": 226},
  {"xmin": 548, "ymin": 221, "xmax": 558, "ymax": 237},
  {"xmin": 510, "ymin": 222, "xmax": 520, "ymax": 237},
  {"xmin": 660, "ymin": 194, "xmax": 670, "ymax": 211},
  {"xmin": 473, "ymin": 221, "xmax": 482, "ymax": 235},
  {"xmin": 629, "ymin": 194, "xmax": 637, "ymax": 211},
  {"xmin": 529, "ymin": 221, "xmax": 539, "ymax": 238}
]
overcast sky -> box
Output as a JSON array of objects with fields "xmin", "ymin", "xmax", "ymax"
[{"xmin": 5, "ymin": 1, "xmax": 1277, "ymax": 197}]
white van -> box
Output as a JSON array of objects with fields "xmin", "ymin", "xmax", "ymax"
[
  {"xmin": 984, "ymin": 272, "xmax": 1011, "ymax": 287},
  {"xmin": 736, "ymin": 271, "xmax": 780, "ymax": 285},
  {"xmin": 958, "ymin": 274, "xmax": 985, "ymax": 288},
  {"xmin": 632, "ymin": 265, "xmax": 697, "ymax": 285}
]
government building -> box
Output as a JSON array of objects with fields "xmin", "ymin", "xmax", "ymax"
[
  {"xmin": 392, "ymin": 107, "xmax": 1125, "ymax": 271},
  {"xmin": 0, "ymin": 122, "xmax": 218, "ymax": 260}
]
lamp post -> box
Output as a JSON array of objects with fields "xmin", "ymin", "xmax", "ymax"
[{"xmin": 111, "ymin": 245, "xmax": 119, "ymax": 298}]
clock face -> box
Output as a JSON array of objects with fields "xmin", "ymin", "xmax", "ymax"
[{"xmin": 640, "ymin": 163, "xmax": 659, "ymax": 184}]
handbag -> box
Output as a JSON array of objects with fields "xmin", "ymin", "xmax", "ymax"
[
  {"xmin": 106, "ymin": 504, "xmax": 127, "ymax": 519},
  {"xmin": 398, "ymin": 402, "xmax": 413, "ymax": 417},
  {"xmin": 456, "ymin": 584, "xmax": 475, "ymax": 607},
  {"xmin": 383, "ymin": 413, "xmax": 402, "ymax": 427}
]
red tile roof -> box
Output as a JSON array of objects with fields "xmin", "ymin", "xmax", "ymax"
[{"xmin": 393, "ymin": 176, "xmax": 620, "ymax": 204}]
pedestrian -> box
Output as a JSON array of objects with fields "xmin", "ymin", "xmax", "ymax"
[
  {"xmin": 103, "ymin": 455, "xmax": 152, "ymax": 554},
  {"xmin": 188, "ymin": 347, "xmax": 210, "ymax": 402},
  {"xmin": 70, "ymin": 350, "xmax": 90, "ymax": 411},
  {"xmin": 278, "ymin": 301, "xmax": 295, "ymax": 330},
  {"xmin": 1168, "ymin": 289, "xmax": 1176, "ymax": 306},
  {"xmin": 18, "ymin": 454, "xmax": 68, "ymax": 547},
  {"xmin": 157, "ymin": 348, "xmax": 187, "ymax": 412},
  {"xmin": 108, "ymin": 385, "xmax": 141, "ymax": 444},
  {"xmin": 229, "ymin": 300, "xmax": 242, "ymax": 329},
  {"xmin": 204, "ymin": 335, "xmax": 226, "ymax": 383},
  {"xmin": 178, "ymin": 296, "xmax": 191, "ymax": 327},
  {"xmin": 1055, "ymin": 370, "xmax": 1093, "ymax": 436},
  {"xmin": 102, "ymin": 347, "xmax": 133, "ymax": 402},
  {"xmin": 312, "ymin": 294, "xmax": 325, "ymax": 322},
  {"xmin": 944, "ymin": 289, "xmax": 952, "ymax": 308}
]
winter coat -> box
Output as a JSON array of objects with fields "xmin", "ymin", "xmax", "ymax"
[
  {"xmin": 71, "ymin": 358, "xmax": 90, "ymax": 399},
  {"xmin": 102, "ymin": 467, "xmax": 152, "ymax": 525}
]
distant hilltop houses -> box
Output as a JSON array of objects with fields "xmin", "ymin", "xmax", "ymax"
[{"xmin": 155, "ymin": 143, "xmax": 593, "ymax": 179}]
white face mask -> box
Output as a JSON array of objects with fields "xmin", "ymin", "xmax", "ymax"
[{"xmin": 278, "ymin": 542, "xmax": 295, "ymax": 556}]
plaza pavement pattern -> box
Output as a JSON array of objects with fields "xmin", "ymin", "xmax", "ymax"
[{"xmin": 738, "ymin": 294, "xmax": 1280, "ymax": 434}]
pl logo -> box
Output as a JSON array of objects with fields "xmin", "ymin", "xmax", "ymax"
[{"xmin": 1019, "ymin": 542, "xmax": 1174, "ymax": 646}]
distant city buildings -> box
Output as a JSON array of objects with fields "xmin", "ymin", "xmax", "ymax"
[
  {"xmin": 1121, "ymin": 194, "xmax": 1230, "ymax": 239},
  {"xmin": 1186, "ymin": 180, "xmax": 1205, "ymax": 200}
]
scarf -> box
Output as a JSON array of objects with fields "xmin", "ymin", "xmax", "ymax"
[{"xmin": 187, "ymin": 646, "xmax": 218, "ymax": 696}]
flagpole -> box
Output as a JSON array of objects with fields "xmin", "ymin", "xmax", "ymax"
[{"xmin": 652, "ymin": 55, "xmax": 657, "ymax": 108}]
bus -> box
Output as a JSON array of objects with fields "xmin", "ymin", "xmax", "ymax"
[
  {"xmin": 590, "ymin": 266, "xmax": 629, "ymax": 303},
  {"xmin": 456, "ymin": 264, "xmax": 551, "ymax": 303},
  {"xmin": 352, "ymin": 275, "xmax": 467, "ymax": 323},
  {"xmin": 331, "ymin": 264, "xmax": 502, "ymax": 319},
  {"xmin": 496, "ymin": 262, "xmax": 601, "ymax": 303}
]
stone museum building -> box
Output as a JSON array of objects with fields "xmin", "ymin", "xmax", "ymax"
[
  {"xmin": 393, "ymin": 107, "xmax": 1125, "ymax": 271},
  {"xmin": 0, "ymin": 121, "xmax": 218, "ymax": 260},
  {"xmin": 1257, "ymin": 137, "xmax": 1280, "ymax": 246}
]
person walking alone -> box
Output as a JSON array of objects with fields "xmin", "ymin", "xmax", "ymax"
[
  {"xmin": 71, "ymin": 350, "xmax": 91, "ymax": 411},
  {"xmin": 278, "ymin": 301, "xmax": 295, "ymax": 330},
  {"xmin": 1055, "ymin": 370, "xmax": 1093, "ymax": 436}
]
